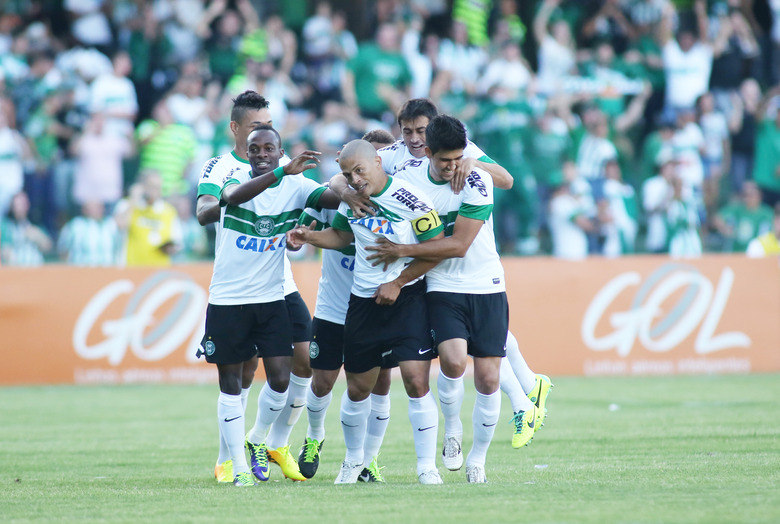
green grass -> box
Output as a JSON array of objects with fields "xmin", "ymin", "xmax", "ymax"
[{"xmin": 1, "ymin": 374, "xmax": 778, "ymax": 523}]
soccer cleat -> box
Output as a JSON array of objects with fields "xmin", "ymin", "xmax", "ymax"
[
  {"xmin": 357, "ymin": 455, "xmax": 385, "ymax": 483},
  {"xmin": 441, "ymin": 435, "xmax": 463, "ymax": 471},
  {"xmin": 297, "ymin": 437, "xmax": 323, "ymax": 479},
  {"xmin": 267, "ymin": 445, "xmax": 307, "ymax": 481},
  {"xmin": 233, "ymin": 471, "xmax": 257, "ymax": 487},
  {"xmin": 245, "ymin": 439, "xmax": 270, "ymax": 481},
  {"xmin": 465, "ymin": 464, "xmax": 487, "ymax": 483},
  {"xmin": 334, "ymin": 460, "xmax": 363, "ymax": 484},
  {"xmin": 418, "ymin": 469, "xmax": 443, "ymax": 485},
  {"xmin": 528, "ymin": 374, "xmax": 553, "ymax": 431},
  {"xmin": 214, "ymin": 459, "xmax": 233, "ymax": 483},
  {"xmin": 510, "ymin": 406, "xmax": 537, "ymax": 448}
]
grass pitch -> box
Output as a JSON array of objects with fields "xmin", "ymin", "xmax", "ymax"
[{"xmin": 1, "ymin": 374, "xmax": 778, "ymax": 523}]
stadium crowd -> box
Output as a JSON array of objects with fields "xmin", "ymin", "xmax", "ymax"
[{"xmin": 0, "ymin": 0, "xmax": 779, "ymax": 266}]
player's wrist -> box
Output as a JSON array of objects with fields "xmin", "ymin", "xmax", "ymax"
[{"xmin": 274, "ymin": 166, "xmax": 286, "ymax": 179}]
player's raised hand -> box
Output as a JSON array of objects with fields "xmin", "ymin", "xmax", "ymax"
[
  {"xmin": 373, "ymin": 281, "xmax": 401, "ymax": 306},
  {"xmin": 451, "ymin": 157, "xmax": 477, "ymax": 194},
  {"xmin": 284, "ymin": 150, "xmax": 322, "ymax": 176},
  {"xmin": 365, "ymin": 237, "xmax": 400, "ymax": 271},
  {"xmin": 286, "ymin": 221, "xmax": 316, "ymax": 250}
]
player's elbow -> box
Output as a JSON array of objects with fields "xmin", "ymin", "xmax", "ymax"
[{"xmin": 497, "ymin": 176, "xmax": 513, "ymax": 190}]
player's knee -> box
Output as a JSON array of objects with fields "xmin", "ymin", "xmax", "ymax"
[
  {"xmin": 402, "ymin": 376, "xmax": 429, "ymax": 398},
  {"xmin": 312, "ymin": 374, "xmax": 335, "ymax": 397},
  {"xmin": 474, "ymin": 371, "xmax": 500, "ymax": 395},
  {"xmin": 346, "ymin": 382, "xmax": 371, "ymax": 402},
  {"xmin": 218, "ymin": 370, "xmax": 242, "ymax": 395},
  {"xmin": 440, "ymin": 357, "xmax": 467, "ymax": 379},
  {"xmin": 267, "ymin": 373, "xmax": 290, "ymax": 393}
]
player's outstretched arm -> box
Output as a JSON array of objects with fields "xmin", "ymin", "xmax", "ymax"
[
  {"xmin": 367, "ymin": 215, "xmax": 483, "ymax": 269},
  {"xmin": 373, "ymin": 231, "xmax": 445, "ymax": 306},
  {"xmin": 451, "ymin": 158, "xmax": 514, "ymax": 193},
  {"xmin": 196, "ymin": 194, "xmax": 221, "ymax": 225},
  {"xmin": 287, "ymin": 222, "xmax": 353, "ymax": 251},
  {"xmin": 328, "ymin": 173, "xmax": 376, "ymax": 218},
  {"xmin": 221, "ymin": 150, "xmax": 321, "ymax": 206}
]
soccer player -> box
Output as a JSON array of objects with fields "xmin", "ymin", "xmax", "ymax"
[
  {"xmin": 296, "ymin": 130, "xmax": 395, "ymax": 483},
  {"xmin": 200, "ymin": 124, "xmax": 339, "ymax": 486},
  {"xmin": 196, "ymin": 92, "xmax": 314, "ymax": 482},
  {"xmin": 287, "ymin": 139, "xmax": 446, "ymax": 485},
  {"xmin": 366, "ymin": 115, "xmax": 533, "ymax": 482}
]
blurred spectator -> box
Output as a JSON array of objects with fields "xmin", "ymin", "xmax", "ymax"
[
  {"xmin": 115, "ymin": 170, "xmax": 182, "ymax": 267},
  {"xmin": 65, "ymin": 0, "xmax": 113, "ymax": 51},
  {"xmin": 452, "ymin": 0, "xmax": 491, "ymax": 47},
  {"xmin": 709, "ymin": 2, "xmax": 759, "ymax": 96},
  {"xmin": 0, "ymin": 191, "xmax": 52, "ymax": 266},
  {"xmin": 433, "ymin": 20, "xmax": 487, "ymax": 99},
  {"xmin": 667, "ymin": 172, "xmax": 702, "ymax": 257},
  {"xmin": 198, "ymin": 1, "xmax": 246, "ymax": 85},
  {"xmin": 126, "ymin": 6, "xmax": 175, "ymax": 119},
  {"xmin": 581, "ymin": 0, "xmax": 636, "ymax": 53},
  {"xmin": 549, "ymin": 164, "xmax": 596, "ymax": 260},
  {"xmin": 342, "ymin": 23, "xmax": 411, "ymax": 122},
  {"xmin": 752, "ymin": 92, "xmax": 780, "ymax": 207},
  {"xmin": 745, "ymin": 204, "xmax": 780, "ymax": 257},
  {"xmin": 89, "ymin": 51, "xmax": 138, "ymax": 139},
  {"xmin": 402, "ymin": 16, "xmax": 441, "ymax": 99},
  {"xmin": 57, "ymin": 200, "xmax": 119, "ymax": 266},
  {"xmin": 670, "ymin": 107, "xmax": 705, "ymax": 208},
  {"xmin": 575, "ymin": 108, "xmax": 617, "ymax": 191},
  {"xmin": 262, "ymin": 14, "xmax": 298, "ymax": 77},
  {"xmin": 0, "ymin": 102, "xmax": 28, "ymax": 217},
  {"xmin": 599, "ymin": 159, "xmax": 638, "ymax": 256},
  {"xmin": 477, "ymin": 41, "xmax": 532, "ymax": 96},
  {"xmin": 71, "ymin": 112, "xmax": 133, "ymax": 209},
  {"xmin": 135, "ymin": 99, "xmax": 197, "ymax": 197},
  {"xmin": 697, "ymin": 91, "xmax": 730, "ymax": 213},
  {"xmin": 713, "ymin": 181, "xmax": 774, "ymax": 252},
  {"xmin": 170, "ymin": 195, "xmax": 208, "ymax": 263},
  {"xmin": 533, "ymin": 0, "xmax": 577, "ymax": 93},
  {"xmin": 729, "ymin": 78, "xmax": 763, "ymax": 192},
  {"xmin": 642, "ymin": 150, "xmax": 677, "ymax": 252}
]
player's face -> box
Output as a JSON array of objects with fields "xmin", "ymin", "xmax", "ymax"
[
  {"xmin": 427, "ymin": 148, "xmax": 464, "ymax": 182},
  {"xmin": 233, "ymin": 108, "xmax": 272, "ymax": 149},
  {"xmin": 247, "ymin": 129, "xmax": 283, "ymax": 174},
  {"xmin": 400, "ymin": 116, "xmax": 430, "ymax": 158},
  {"xmin": 341, "ymin": 155, "xmax": 384, "ymax": 196}
]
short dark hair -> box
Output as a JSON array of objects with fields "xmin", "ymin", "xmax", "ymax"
[
  {"xmin": 362, "ymin": 129, "xmax": 395, "ymax": 147},
  {"xmin": 397, "ymin": 98, "xmax": 438, "ymax": 127},
  {"xmin": 231, "ymin": 90, "xmax": 269, "ymax": 123},
  {"xmin": 425, "ymin": 115, "xmax": 467, "ymax": 154},
  {"xmin": 249, "ymin": 123, "xmax": 281, "ymax": 147}
]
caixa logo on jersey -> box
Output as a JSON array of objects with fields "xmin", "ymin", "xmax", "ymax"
[
  {"xmin": 581, "ymin": 264, "xmax": 750, "ymax": 356},
  {"xmin": 72, "ymin": 272, "xmax": 207, "ymax": 365}
]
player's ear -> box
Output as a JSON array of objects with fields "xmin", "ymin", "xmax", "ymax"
[
  {"xmin": 229, "ymin": 120, "xmax": 239, "ymax": 136},
  {"xmin": 425, "ymin": 147, "xmax": 432, "ymax": 159}
]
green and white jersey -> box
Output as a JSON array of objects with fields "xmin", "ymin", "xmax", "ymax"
[
  {"xmin": 331, "ymin": 176, "xmax": 443, "ymax": 299},
  {"xmin": 208, "ymin": 169, "xmax": 327, "ymax": 305},
  {"xmin": 197, "ymin": 151, "xmax": 301, "ymax": 297},
  {"xmin": 300, "ymin": 208, "xmax": 355, "ymax": 325},
  {"xmin": 377, "ymin": 139, "xmax": 495, "ymax": 175},
  {"xmin": 395, "ymin": 162, "xmax": 504, "ymax": 294}
]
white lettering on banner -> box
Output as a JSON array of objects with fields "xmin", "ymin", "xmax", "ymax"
[
  {"xmin": 73, "ymin": 272, "xmax": 207, "ymax": 365},
  {"xmin": 581, "ymin": 265, "xmax": 751, "ymax": 356}
]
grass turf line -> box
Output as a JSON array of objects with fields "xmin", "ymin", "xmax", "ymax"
[{"xmin": 1, "ymin": 374, "xmax": 778, "ymax": 523}]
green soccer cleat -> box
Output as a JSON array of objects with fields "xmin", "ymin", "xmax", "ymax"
[
  {"xmin": 357, "ymin": 455, "xmax": 385, "ymax": 483},
  {"xmin": 297, "ymin": 437, "xmax": 323, "ymax": 479},
  {"xmin": 528, "ymin": 374, "xmax": 553, "ymax": 431},
  {"xmin": 510, "ymin": 406, "xmax": 537, "ymax": 449},
  {"xmin": 214, "ymin": 459, "xmax": 233, "ymax": 483},
  {"xmin": 268, "ymin": 445, "xmax": 307, "ymax": 481},
  {"xmin": 233, "ymin": 471, "xmax": 257, "ymax": 487}
]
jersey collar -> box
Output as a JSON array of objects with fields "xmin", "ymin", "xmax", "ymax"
[
  {"xmin": 427, "ymin": 165, "xmax": 448, "ymax": 185},
  {"xmin": 372, "ymin": 175, "xmax": 393, "ymax": 197},
  {"xmin": 231, "ymin": 150, "xmax": 250, "ymax": 164}
]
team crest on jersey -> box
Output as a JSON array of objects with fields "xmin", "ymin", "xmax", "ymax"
[
  {"xmin": 467, "ymin": 172, "xmax": 488, "ymax": 197},
  {"xmin": 309, "ymin": 341, "xmax": 320, "ymax": 359},
  {"xmin": 254, "ymin": 217, "xmax": 275, "ymax": 236},
  {"xmin": 204, "ymin": 340, "xmax": 216, "ymax": 356}
]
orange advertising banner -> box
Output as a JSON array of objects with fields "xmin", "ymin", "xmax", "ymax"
[{"xmin": 0, "ymin": 255, "xmax": 777, "ymax": 385}]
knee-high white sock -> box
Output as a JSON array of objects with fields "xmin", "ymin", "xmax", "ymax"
[
  {"xmin": 306, "ymin": 388, "xmax": 332, "ymax": 442},
  {"xmin": 467, "ymin": 390, "xmax": 501, "ymax": 468},
  {"xmin": 247, "ymin": 382, "xmax": 287, "ymax": 444},
  {"xmin": 408, "ymin": 391, "xmax": 438, "ymax": 475},
  {"xmin": 506, "ymin": 331, "xmax": 536, "ymax": 394},
  {"xmin": 500, "ymin": 357, "xmax": 535, "ymax": 412},
  {"xmin": 217, "ymin": 392, "xmax": 249, "ymax": 474},
  {"xmin": 341, "ymin": 391, "xmax": 370, "ymax": 464},
  {"xmin": 437, "ymin": 371, "xmax": 464, "ymax": 438},
  {"xmin": 363, "ymin": 393, "xmax": 390, "ymax": 461},
  {"xmin": 266, "ymin": 373, "xmax": 311, "ymax": 449}
]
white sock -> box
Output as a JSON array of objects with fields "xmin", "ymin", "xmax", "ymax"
[
  {"xmin": 266, "ymin": 373, "xmax": 311, "ymax": 449},
  {"xmin": 306, "ymin": 388, "xmax": 332, "ymax": 442},
  {"xmin": 219, "ymin": 386, "xmax": 252, "ymax": 464},
  {"xmin": 241, "ymin": 387, "xmax": 251, "ymax": 412},
  {"xmin": 500, "ymin": 357, "xmax": 535, "ymax": 412},
  {"xmin": 467, "ymin": 390, "xmax": 501, "ymax": 468},
  {"xmin": 246, "ymin": 382, "xmax": 286, "ymax": 445},
  {"xmin": 437, "ymin": 371, "xmax": 464, "ymax": 438},
  {"xmin": 363, "ymin": 393, "xmax": 390, "ymax": 462},
  {"xmin": 217, "ymin": 392, "xmax": 249, "ymax": 474},
  {"xmin": 506, "ymin": 331, "xmax": 536, "ymax": 394},
  {"xmin": 340, "ymin": 391, "xmax": 370, "ymax": 465},
  {"xmin": 408, "ymin": 391, "xmax": 438, "ymax": 475}
]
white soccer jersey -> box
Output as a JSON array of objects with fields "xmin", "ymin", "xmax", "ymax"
[
  {"xmin": 395, "ymin": 162, "xmax": 505, "ymax": 294},
  {"xmin": 208, "ymin": 169, "xmax": 327, "ymax": 305},
  {"xmin": 197, "ymin": 151, "xmax": 300, "ymax": 296},
  {"xmin": 300, "ymin": 208, "xmax": 355, "ymax": 324},
  {"xmin": 332, "ymin": 176, "xmax": 443, "ymax": 299},
  {"xmin": 377, "ymin": 139, "xmax": 493, "ymax": 175}
]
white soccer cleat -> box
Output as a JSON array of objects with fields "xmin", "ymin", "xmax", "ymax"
[
  {"xmin": 465, "ymin": 464, "xmax": 487, "ymax": 484},
  {"xmin": 441, "ymin": 435, "xmax": 463, "ymax": 471},
  {"xmin": 418, "ymin": 469, "xmax": 443, "ymax": 485},
  {"xmin": 334, "ymin": 460, "xmax": 363, "ymax": 484}
]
